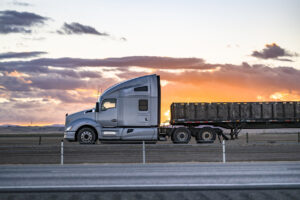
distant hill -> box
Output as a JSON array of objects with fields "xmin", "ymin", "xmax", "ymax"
[
  {"xmin": 47, "ymin": 124, "xmax": 65, "ymax": 127},
  {"xmin": 0, "ymin": 124, "xmax": 64, "ymax": 127},
  {"xmin": 0, "ymin": 124, "xmax": 20, "ymax": 128},
  {"xmin": 0, "ymin": 125, "xmax": 64, "ymax": 134}
]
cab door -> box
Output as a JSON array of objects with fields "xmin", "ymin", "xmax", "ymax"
[
  {"xmin": 97, "ymin": 98, "xmax": 117, "ymax": 127},
  {"xmin": 137, "ymin": 98, "xmax": 151, "ymax": 126}
]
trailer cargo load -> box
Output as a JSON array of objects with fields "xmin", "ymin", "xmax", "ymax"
[{"xmin": 171, "ymin": 102, "xmax": 300, "ymax": 128}]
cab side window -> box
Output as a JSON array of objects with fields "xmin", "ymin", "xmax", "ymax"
[
  {"xmin": 101, "ymin": 99, "xmax": 116, "ymax": 110},
  {"xmin": 139, "ymin": 99, "xmax": 148, "ymax": 111},
  {"xmin": 134, "ymin": 86, "xmax": 148, "ymax": 92}
]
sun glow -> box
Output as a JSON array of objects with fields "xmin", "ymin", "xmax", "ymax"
[
  {"xmin": 270, "ymin": 92, "xmax": 284, "ymax": 100},
  {"xmin": 0, "ymin": 98, "xmax": 9, "ymax": 103},
  {"xmin": 164, "ymin": 110, "xmax": 170, "ymax": 121},
  {"xmin": 129, "ymin": 66, "xmax": 154, "ymax": 73},
  {"xmin": 270, "ymin": 92, "xmax": 300, "ymax": 101},
  {"xmin": 74, "ymin": 88, "xmax": 99, "ymax": 97},
  {"xmin": 160, "ymin": 80, "xmax": 169, "ymax": 87}
]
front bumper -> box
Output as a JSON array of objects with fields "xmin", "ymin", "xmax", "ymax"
[{"xmin": 64, "ymin": 131, "xmax": 76, "ymax": 141}]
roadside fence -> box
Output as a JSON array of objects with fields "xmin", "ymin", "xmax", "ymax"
[{"xmin": 1, "ymin": 132, "xmax": 300, "ymax": 165}]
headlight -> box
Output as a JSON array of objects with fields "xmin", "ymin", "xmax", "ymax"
[{"xmin": 66, "ymin": 126, "xmax": 72, "ymax": 131}]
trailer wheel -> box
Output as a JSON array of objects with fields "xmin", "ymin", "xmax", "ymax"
[
  {"xmin": 172, "ymin": 128, "xmax": 191, "ymax": 144},
  {"xmin": 197, "ymin": 128, "xmax": 216, "ymax": 143},
  {"xmin": 78, "ymin": 127, "xmax": 96, "ymax": 144}
]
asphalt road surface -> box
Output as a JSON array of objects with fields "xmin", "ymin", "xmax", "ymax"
[{"xmin": 0, "ymin": 162, "xmax": 300, "ymax": 199}]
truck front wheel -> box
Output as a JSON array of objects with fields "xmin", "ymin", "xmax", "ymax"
[
  {"xmin": 196, "ymin": 127, "xmax": 216, "ymax": 143},
  {"xmin": 78, "ymin": 127, "xmax": 96, "ymax": 144},
  {"xmin": 172, "ymin": 128, "xmax": 191, "ymax": 144}
]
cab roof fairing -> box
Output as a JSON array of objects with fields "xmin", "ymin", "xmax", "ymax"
[{"xmin": 97, "ymin": 74, "xmax": 158, "ymax": 102}]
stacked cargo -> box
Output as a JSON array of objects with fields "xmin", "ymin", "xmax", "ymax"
[{"xmin": 171, "ymin": 102, "xmax": 300, "ymax": 124}]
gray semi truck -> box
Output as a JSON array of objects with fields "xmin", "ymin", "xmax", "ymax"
[{"xmin": 64, "ymin": 74, "xmax": 300, "ymax": 144}]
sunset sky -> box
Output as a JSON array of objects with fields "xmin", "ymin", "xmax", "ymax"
[{"xmin": 0, "ymin": 0, "xmax": 300, "ymax": 125}]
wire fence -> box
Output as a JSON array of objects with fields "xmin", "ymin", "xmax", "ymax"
[
  {"xmin": 0, "ymin": 133, "xmax": 300, "ymax": 164},
  {"xmin": 1, "ymin": 132, "xmax": 300, "ymax": 146}
]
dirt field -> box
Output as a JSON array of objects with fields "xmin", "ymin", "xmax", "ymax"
[{"xmin": 0, "ymin": 126, "xmax": 300, "ymax": 164}]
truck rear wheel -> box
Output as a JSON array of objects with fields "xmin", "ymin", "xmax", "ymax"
[
  {"xmin": 196, "ymin": 128, "xmax": 216, "ymax": 143},
  {"xmin": 78, "ymin": 127, "xmax": 96, "ymax": 144},
  {"xmin": 172, "ymin": 128, "xmax": 191, "ymax": 144}
]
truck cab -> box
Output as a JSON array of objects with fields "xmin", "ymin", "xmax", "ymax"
[{"xmin": 64, "ymin": 74, "xmax": 161, "ymax": 144}]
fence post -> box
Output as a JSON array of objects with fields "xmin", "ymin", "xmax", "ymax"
[
  {"xmin": 61, "ymin": 140, "xmax": 64, "ymax": 165},
  {"xmin": 222, "ymin": 140, "xmax": 226, "ymax": 163},
  {"xmin": 38, "ymin": 136, "xmax": 42, "ymax": 145},
  {"xmin": 246, "ymin": 132, "xmax": 249, "ymax": 143},
  {"xmin": 142, "ymin": 141, "xmax": 146, "ymax": 164}
]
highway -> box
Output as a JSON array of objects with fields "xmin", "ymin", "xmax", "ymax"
[{"xmin": 0, "ymin": 162, "xmax": 300, "ymax": 199}]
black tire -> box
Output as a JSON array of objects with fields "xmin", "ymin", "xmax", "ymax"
[
  {"xmin": 172, "ymin": 127, "xmax": 191, "ymax": 144},
  {"xmin": 78, "ymin": 127, "xmax": 96, "ymax": 144},
  {"xmin": 196, "ymin": 127, "xmax": 216, "ymax": 143}
]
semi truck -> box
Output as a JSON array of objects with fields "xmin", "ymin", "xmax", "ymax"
[{"xmin": 64, "ymin": 74, "xmax": 300, "ymax": 144}]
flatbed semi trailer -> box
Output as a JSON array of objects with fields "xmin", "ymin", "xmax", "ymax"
[
  {"xmin": 64, "ymin": 74, "xmax": 300, "ymax": 144},
  {"xmin": 171, "ymin": 102, "xmax": 300, "ymax": 140}
]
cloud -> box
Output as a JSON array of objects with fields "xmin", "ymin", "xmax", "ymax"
[
  {"xmin": 11, "ymin": 1, "xmax": 32, "ymax": 6},
  {"xmin": 1, "ymin": 55, "xmax": 299, "ymax": 93},
  {"xmin": 0, "ymin": 10, "xmax": 48, "ymax": 34},
  {"xmin": 0, "ymin": 51, "xmax": 47, "ymax": 60},
  {"xmin": 251, "ymin": 43, "xmax": 298, "ymax": 61},
  {"xmin": 57, "ymin": 22, "xmax": 109, "ymax": 36},
  {"xmin": 0, "ymin": 56, "xmax": 207, "ymax": 69},
  {"xmin": 0, "ymin": 76, "xmax": 31, "ymax": 91},
  {"xmin": 29, "ymin": 76, "xmax": 87, "ymax": 90},
  {"xmin": 157, "ymin": 63, "xmax": 300, "ymax": 93}
]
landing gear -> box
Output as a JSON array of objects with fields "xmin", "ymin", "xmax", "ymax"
[{"xmin": 229, "ymin": 123, "xmax": 244, "ymax": 140}]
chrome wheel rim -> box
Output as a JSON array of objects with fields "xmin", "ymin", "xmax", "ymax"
[{"xmin": 81, "ymin": 131, "xmax": 93, "ymax": 143}]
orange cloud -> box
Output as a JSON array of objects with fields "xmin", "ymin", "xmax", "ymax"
[{"xmin": 7, "ymin": 70, "xmax": 29, "ymax": 77}]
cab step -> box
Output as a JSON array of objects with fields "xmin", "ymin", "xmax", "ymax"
[{"xmin": 158, "ymin": 136, "xmax": 167, "ymax": 141}]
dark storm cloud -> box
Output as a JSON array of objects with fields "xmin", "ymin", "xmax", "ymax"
[
  {"xmin": 251, "ymin": 43, "xmax": 298, "ymax": 61},
  {"xmin": 0, "ymin": 56, "xmax": 207, "ymax": 69},
  {"xmin": 0, "ymin": 51, "xmax": 47, "ymax": 60},
  {"xmin": 0, "ymin": 10, "xmax": 48, "ymax": 34},
  {"xmin": 57, "ymin": 22, "xmax": 109, "ymax": 36}
]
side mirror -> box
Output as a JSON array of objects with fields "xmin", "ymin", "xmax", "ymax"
[{"xmin": 95, "ymin": 102, "xmax": 99, "ymax": 112}]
